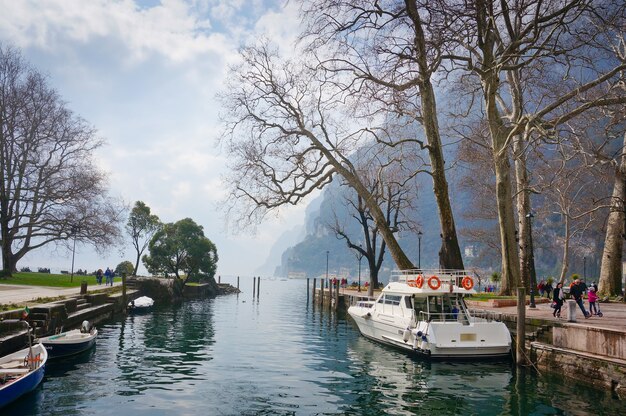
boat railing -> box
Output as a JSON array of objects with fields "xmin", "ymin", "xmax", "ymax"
[
  {"xmin": 391, "ymin": 269, "xmax": 476, "ymax": 286},
  {"xmin": 418, "ymin": 311, "xmax": 469, "ymax": 323}
]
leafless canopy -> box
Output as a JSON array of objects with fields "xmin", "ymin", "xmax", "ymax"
[{"xmin": 0, "ymin": 44, "xmax": 125, "ymax": 275}]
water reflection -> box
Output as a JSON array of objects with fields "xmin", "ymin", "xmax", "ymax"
[
  {"xmin": 4, "ymin": 278, "xmax": 624, "ymax": 415},
  {"xmin": 113, "ymin": 300, "xmax": 215, "ymax": 396}
]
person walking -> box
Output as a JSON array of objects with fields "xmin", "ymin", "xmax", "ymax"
[
  {"xmin": 552, "ymin": 282, "xmax": 565, "ymax": 318},
  {"xmin": 104, "ymin": 267, "xmax": 112, "ymax": 286},
  {"xmin": 96, "ymin": 269, "xmax": 103, "ymax": 285},
  {"xmin": 570, "ymin": 279, "xmax": 590, "ymax": 318}
]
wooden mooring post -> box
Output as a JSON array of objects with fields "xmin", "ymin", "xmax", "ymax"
[
  {"xmin": 516, "ymin": 287, "xmax": 526, "ymax": 366},
  {"xmin": 257, "ymin": 277, "xmax": 260, "ymax": 298},
  {"xmin": 320, "ymin": 278, "xmax": 324, "ymax": 306},
  {"xmin": 307, "ymin": 278, "xmax": 310, "ymax": 303},
  {"xmin": 253, "ymin": 277, "xmax": 256, "ymax": 297},
  {"xmin": 237, "ymin": 276, "xmax": 240, "ymax": 290}
]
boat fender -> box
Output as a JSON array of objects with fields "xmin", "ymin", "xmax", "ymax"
[
  {"xmin": 81, "ymin": 320, "xmax": 91, "ymax": 333},
  {"xmin": 417, "ymin": 331, "xmax": 423, "ymax": 337},
  {"xmin": 403, "ymin": 328, "xmax": 411, "ymax": 343},
  {"xmin": 421, "ymin": 335, "xmax": 428, "ymax": 342}
]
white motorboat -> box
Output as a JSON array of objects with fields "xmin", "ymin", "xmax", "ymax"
[
  {"xmin": 37, "ymin": 321, "xmax": 97, "ymax": 358},
  {"xmin": 128, "ymin": 296, "xmax": 154, "ymax": 312},
  {"xmin": 348, "ymin": 269, "xmax": 512, "ymax": 360}
]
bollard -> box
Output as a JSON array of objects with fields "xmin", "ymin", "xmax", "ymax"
[
  {"xmin": 80, "ymin": 280, "xmax": 88, "ymax": 295},
  {"xmin": 567, "ymin": 299, "xmax": 577, "ymax": 322}
]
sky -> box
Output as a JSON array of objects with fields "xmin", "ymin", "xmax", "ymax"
[{"xmin": 0, "ymin": 0, "xmax": 311, "ymax": 277}]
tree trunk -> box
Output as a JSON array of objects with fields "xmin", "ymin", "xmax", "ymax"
[
  {"xmin": 598, "ymin": 132, "xmax": 626, "ymax": 296},
  {"xmin": 406, "ymin": 0, "xmax": 464, "ymax": 270},
  {"xmin": 514, "ymin": 137, "xmax": 531, "ymax": 289},
  {"xmin": 422, "ymin": 83, "xmax": 464, "ymax": 270},
  {"xmin": 558, "ymin": 215, "xmax": 570, "ymax": 284},
  {"xmin": 368, "ymin": 255, "xmax": 379, "ymax": 297},
  {"xmin": 494, "ymin": 150, "xmax": 522, "ymax": 294},
  {"xmin": 133, "ymin": 255, "xmax": 140, "ymax": 277}
]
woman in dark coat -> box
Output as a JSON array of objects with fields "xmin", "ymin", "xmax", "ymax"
[{"xmin": 552, "ymin": 282, "xmax": 565, "ymax": 318}]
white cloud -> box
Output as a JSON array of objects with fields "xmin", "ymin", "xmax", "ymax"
[{"xmin": 1, "ymin": 0, "xmax": 309, "ymax": 277}]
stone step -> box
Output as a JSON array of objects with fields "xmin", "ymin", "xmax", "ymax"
[{"xmin": 75, "ymin": 302, "xmax": 92, "ymax": 311}]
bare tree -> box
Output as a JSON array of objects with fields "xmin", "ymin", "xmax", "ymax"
[
  {"xmin": 447, "ymin": 0, "xmax": 626, "ymax": 294},
  {"xmin": 219, "ymin": 43, "xmax": 415, "ymax": 270},
  {"xmin": 299, "ymin": 0, "xmax": 465, "ymax": 269},
  {"xmin": 327, "ymin": 154, "xmax": 420, "ymax": 295},
  {"xmin": 0, "ymin": 45, "xmax": 125, "ymax": 276}
]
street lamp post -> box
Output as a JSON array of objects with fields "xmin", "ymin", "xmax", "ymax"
[
  {"xmin": 325, "ymin": 250, "xmax": 329, "ymax": 282},
  {"xmin": 526, "ymin": 213, "xmax": 537, "ymax": 308},
  {"xmin": 70, "ymin": 225, "xmax": 79, "ymax": 283},
  {"xmin": 583, "ymin": 256, "xmax": 586, "ymax": 282},
  {"xmin": 418, "ymin": 230, "xmax": 423, "ymax": 269}
]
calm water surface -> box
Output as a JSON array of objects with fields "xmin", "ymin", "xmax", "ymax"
[{"xmin": 7, "ymin": 278, "xmax": 623, "ymax": 415}]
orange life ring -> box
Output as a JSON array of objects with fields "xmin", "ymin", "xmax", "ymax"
[
  {"xmin": 407, "ymin": 278, "xmax": 416, "ymax": 287},
  {"xmin": 427, "ymin": 275, "xmax": 441, "ymax": 290},
  {"xmin": 462, "ymin": 276, "xmax": 474, "ymax": 290},
  {"xmin": 415, "ymin": 275, "xmax": 424, "ymax": 289}
]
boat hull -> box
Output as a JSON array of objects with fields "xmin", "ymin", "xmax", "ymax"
[
  {"xmin": 0, "ymin": 344, "xmax": 47, "ymax": 409},
  {"xmin": 39, "ymin": 329, "xmax": 98, "ymax": 359},
  {"xmin": 349, "ymin": 308, "xmax": 511, "ymax": 360}
]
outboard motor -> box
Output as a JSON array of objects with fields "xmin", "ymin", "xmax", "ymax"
[{"xmin": 81, "ymin": 320, "xmax": 92, "ymax": 333}]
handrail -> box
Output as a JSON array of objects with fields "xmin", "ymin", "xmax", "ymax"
[{"xmin": 391, "ymin": 269, "xmax": 476, "ymax": 284}]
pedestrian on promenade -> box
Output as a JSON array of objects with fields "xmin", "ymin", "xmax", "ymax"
[
  {"xmin": 570, "ymin": 279, "xmax": 590, "ymax": 318},
  {"xmin": 96, "ymin": 269, "xmax": 103, "ymax": 285},
  {"xmin": 552, "ymin": 282, "xmax": 565, "ymax": 318},
  {"xmin": 104, "ymin": 267, "xmax": 112, "ymax": 286},
  {"xmin": 545, "ymin": 280, "xmax": 553, "ymax": 300},
  {"xmin": 588, "ymin": 286, "xmax": 599, "ymax": 316}
]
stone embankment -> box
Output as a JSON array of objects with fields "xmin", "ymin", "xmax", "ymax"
[
  {"xmin": 469, "ymin": 300, "xmax": 626, "ymax": 399},
  {"xmin": 0, "ymin": 277, "xmax": 239, "ymax": 357}
]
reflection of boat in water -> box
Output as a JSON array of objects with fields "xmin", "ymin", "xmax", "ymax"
[
  {"xmin": 0, "ymin": 342, "xmax": 48, "ymax": 409},
  {"xmin": 348, "ymin": 269, "xmax": 511, "ymax": 360},
  {"xmin": 38, "ymin": 321, "xmax": 97, "ymax": 359}
]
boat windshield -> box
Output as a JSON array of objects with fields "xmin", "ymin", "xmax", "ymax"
[{"xmin": 416, "ymin": 294, "xmax": 469, "ymax": 323}]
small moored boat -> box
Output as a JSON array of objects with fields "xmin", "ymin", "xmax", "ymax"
[
  {"xmin": 38, "ymin": 321, "xmax": 97, "ymax": 359},
  {"xmin": 348, "ymin": 269, "xmax": 512, "ymax": 360},
  {"xmin": 0, "ymin": 343, "xmax": 47, "ymax": 409},
  {"xmin": 128, "ymin": 296, "xmax": 154, "ymax": 312}
]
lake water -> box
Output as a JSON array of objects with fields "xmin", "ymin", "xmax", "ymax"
[{"xmin": 6, "ymin": 278, "xmax": 623, "ymax": 415}]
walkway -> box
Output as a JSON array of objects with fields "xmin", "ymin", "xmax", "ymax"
[{"xmin": 0, "ymin": 282, "xmax": 122, "ymax": 305}]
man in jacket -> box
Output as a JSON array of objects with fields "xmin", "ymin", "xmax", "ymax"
[{"xmin": 570, "ymin": 279, "xmax": 589, "ymax": 318}]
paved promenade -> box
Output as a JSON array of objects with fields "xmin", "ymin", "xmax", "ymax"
[
  {"xmin": 340, "ymin": 288, "xmax": 626, "ymax": 333},
  {"xmin": 0, "ymin": 282, "xmax": 122, "ymax": 305},
  {"xmin": 478, "ymin": 299, "xmax": 626, "ymax": 332}
]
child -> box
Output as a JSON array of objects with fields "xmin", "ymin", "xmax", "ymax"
[{"xmin": 588, "ymin": 287, "xmax": 599, "ymax": 316}]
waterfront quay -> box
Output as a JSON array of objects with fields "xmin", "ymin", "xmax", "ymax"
[{"xmin": 310, "ymin": 281, "xmax": 626, "ymax": 400}]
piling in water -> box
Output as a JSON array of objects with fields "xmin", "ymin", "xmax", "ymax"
[
  {"xmin": 253, "ymin": 277, "xmax": 256, "ymax": 297},
  {"xmin": 257, "ymin": 277, "xmax": 260, "ymax": 298},
  {"xmin": 516, "ymin": 287, "xmax": 526, "ymax": 366}
]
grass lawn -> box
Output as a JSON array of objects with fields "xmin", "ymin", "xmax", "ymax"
[{"xmin": 0, "ymin": 272, "xmax": 120, "ymax": 288}]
